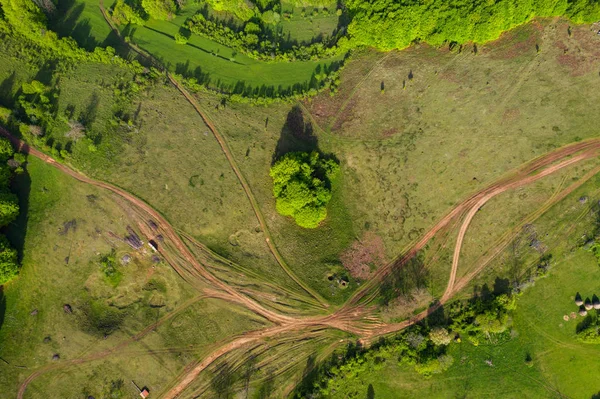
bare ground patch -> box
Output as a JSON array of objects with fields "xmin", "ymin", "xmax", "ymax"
[{"xmin": 341, "ymin": 231, "xmax": 387, "ymax": 280}]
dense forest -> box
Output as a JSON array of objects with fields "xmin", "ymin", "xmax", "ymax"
[{"xmin": 344, "ymin": 0, "xmax": 600, "ymax": 50}]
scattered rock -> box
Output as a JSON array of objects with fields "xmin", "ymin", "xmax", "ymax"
[
  {"xmin": 30, "ymin": 309, "xmax": 38, "ymax": 316},
  {"xmin": 43, "ymin": 336, "xmax": 51, "ymax": 343},
  {"xmin": 148, "ymin": 220, "xmax": 158, "ymax": 230},
  {"xmin": 151, "ymin": 255, "xmax": 161, "ymax": 264},
  {"xmin": 579, "ymin": 196, "xmax": 588, "ymax": 204},
  {"xmin": 64, "ymin": 256, "xmax": 69, "ymax": 265},
  {"xmin": 52, "ymin": 354, "xmax": 60, "ymax": 361},
  {"xmin": 63, "ymin": 304, "xmax": 73, "ymax": 314},
  {"xmin": 563, "ymin": 315, "xmax": 569, "ymax": 321},
  {"xmin": 155, "ymin": 234, "xmax": 164, "ymax": 242},
  {"xmin": 121, "ymin": 254, "xmax": 132, "ymax": 265}
]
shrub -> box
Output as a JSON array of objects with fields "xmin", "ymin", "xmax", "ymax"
[
  {"xmin": 112, "ymin": 0, "xmax": 145, "ymax": 25},
  {"xmin": 429, "ymin": 327, "xmax": 452, "ymax": 346},
  {"xmin": 270, "ymin": 151, "xmax": 339, "ymax": 228},
  {"xmin": 174, "ymin": 31, "xmax": 188, "ymax": 44},
  {"xmin": 0, "ymin": 137, "xmax": 14, "ymax": 162},
  {"xmin": 0, "ymin": 235, "xmax": 18, "ymax": 285},
  {"xmin": 141, "ymin": 0, "xmax": 175, "ymax": 20},
  {"xmin": 0, "ymin": 192, "xmax": 19, "ymax": 226}
]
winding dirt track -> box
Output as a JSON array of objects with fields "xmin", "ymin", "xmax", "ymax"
[
  {"xmin": 97, "ymin": 0, "xmax": 327, "ymax": 309},
  {"xmin": 10, "ymin": 9, "xmax": 600, "ymax": 397},
  {"xmin": 343, "ymin": 139, "xmax": 600, "ymax": 310},
  {"xmin": 11, "ymin": 119, "xmax": 600, "ymax": 398},
  {"xmin": 0, "ymin": 128, "xmax": 297, "ymax": 328}
]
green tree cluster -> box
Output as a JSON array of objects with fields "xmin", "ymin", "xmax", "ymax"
[
  {"xmin": 184, "ymin": 12, "xmax": 342, "ymax": 62},
  {"xmin": 111, "ymin": 0, "xmax": 146, "ymax": 25},
  {"xmin": 141, "ymin": 0, "xmax": 175, "ymax": 20},
  {"xmin": 270, "ymin": 151, "xmax": 339, "ymax": 228},
  {"xmin": 0, "ymin": 138, "xmax": 20, "ymax": 285},
  {"xmin": 345, "ymin": 0, "xmax": 600, "ymax": 51},
  {"xmin": 294, "ymin": 290, "xmax": 520, "ymax": 397}
]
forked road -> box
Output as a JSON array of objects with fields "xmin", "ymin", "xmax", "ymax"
[{"xmin": 8, "ymin": 119, "xmax": 600, "ymax": 397}]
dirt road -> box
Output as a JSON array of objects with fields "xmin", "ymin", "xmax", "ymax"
[
  {"xmin": 97, "ymin": 0, "xmax": 327, "ymax": 309},
  {"xmin": 11, "ymin": 122, "xmax": 600, "ymax": 397}
]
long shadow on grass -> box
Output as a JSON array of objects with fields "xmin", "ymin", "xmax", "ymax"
[
  {"xmin": 142, "ymin": 26, "xmax": 245, "ymax": 65},
  {"xmin": 273, "ymin": 105, "xmax": 323, "ymax": 163},
  {"xmin": 0, "ymin": 71, "xmax": 16, "ymax": 108}
]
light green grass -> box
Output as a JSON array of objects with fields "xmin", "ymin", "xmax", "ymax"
[
  {"xmin": 49, "ymin": 0, "xmax": 118, "ymax": 50},
  {"xmin": 127, "ymin": 18, "xmax": 341, "ymax": 92},
  {"xmin": 280, "ymin": 2, "xmax": 339, "ymax": 44}
]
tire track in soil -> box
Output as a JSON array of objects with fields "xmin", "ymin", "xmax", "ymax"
[
  {"xmin": 365, "ymin": 147, "xmax": 600, "ymax": 339},
  {"xmin": 98, "ymin": 0, "xmax": 328, "ymax": 309},
  {"xmin": 343, "ymin": 138, "xmax": 600, "ymax": 311},
  {"xmin": 12, "ymin": 129, "xmax": 600, "ymax": 397}
]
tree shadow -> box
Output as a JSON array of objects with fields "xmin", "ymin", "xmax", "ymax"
[
  {"xmin": 293, "ymin": 341, "xmax": 364, "ymax": 397},
  {"xmin": 591, "ymin": 392, "xmax": 600, "ymax": 399},
  {"xmin": 366, "ymin": 383, "xmax": 375, "ymax": 399},
  {"xmin": 576, "ymin": 313, "xmax": 595, "ymax": 333},
  {"xmin": 0, "ymin": 71, "xmax": 16, "ymax": 107},
  {"xmin": 273, "ymin": 105, "xmax": 318, "ymax": 163},
  {"xmin": 48, "ymin": 1, "xmax": 101, "ymax": 51},
  {"xmin": 79, "ymin": 92, "xmax": 100, "ymax": 127},
  {"xmin": 493, "ymin": 277, "xmax": 510, "ymax": 296}
]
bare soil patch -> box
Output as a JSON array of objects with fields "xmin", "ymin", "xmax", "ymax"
[{"xmin": 341, "ymin": 232, "xmax": 387, "ymax": 279}]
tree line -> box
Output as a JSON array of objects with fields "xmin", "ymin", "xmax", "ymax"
[
  {"xmin": 344, "ymin": 0, "xmax": 600, "ymax": 51},
  {"xmin": 293, "ymin": 289, "xmax": 518, "ymax": 397},
  {"xmin": 0, "ymin": 138, "xmax": 23, "ymax": 286}
]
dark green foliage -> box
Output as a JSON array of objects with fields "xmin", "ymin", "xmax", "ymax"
[
  {"xmin": 0, "ymin": 192, "xmax": 19, "ymax": 226},
  {"xmin": 576, "ymin": 310, "xmax": 600, "ymax": 343},
  {"xmin": 0, "ymin": 137, "xmax": 13, "ymax": 162},
  {"xmin": 111, "ymin": 0, "xmax": 146, "ymax": 25},
  {"xmin": 345, "ymin": 0, "xmax": 600, "ymax": 51},
  {"xmin": 270, "ymin": 151, "xmax": 339, "ymax": 228},
  {"xmin": 0, "ymin": 234, "xmax": 18, "ymax": 285},
  {"xmin": 295, "ymin": 290, "xmax": 520, "ymax": 397},
  {"xmin": 185, "ymin": 11, "xmax": 342, "ymax": 62}
]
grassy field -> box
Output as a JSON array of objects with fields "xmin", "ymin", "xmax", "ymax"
[
  {"xmin": 0, "ymin": 157, "xmax": 270, "ymax": 398},
  {"xmin": 127, "ymin": 15, "xmax": 342, "ymax": 93},
  {"xmin": 302, "ymin": 19, "xmax": 600, "ymax": 265},
  {"xmin": 184, "ymin": 19, "xmax": 600, "ymax": 304},
  {"xmin": 326, "ymin": 174, "xmax": 600, "ymax": 399},
  {"xmin": 47, "ymin": 0, "xmax": 343, "ymax": 94},
  {"xmin": 280, "ymin": 1, "xmax": 340, "ymax": 44}
]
